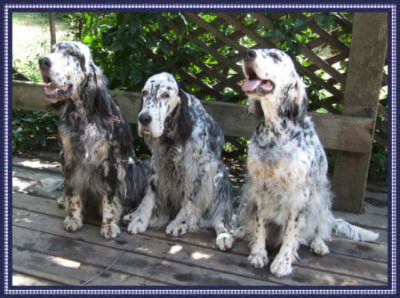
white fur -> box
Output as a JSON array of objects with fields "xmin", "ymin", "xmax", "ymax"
[
  {"xmin": 237, "ymin": 48, "xmax": 379, "ymax": 277},
  {"xmin": 124, "ymin": 72, "xmax": 234, "ymax": 251}
]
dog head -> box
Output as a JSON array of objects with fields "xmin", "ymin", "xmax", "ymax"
[
  {"xmin": 138, "ymin": 72, "xmax": 192, "ymax": 141},
  {"xmin": 39, "ymin": 41, "xmax": 104, "ymax": 103},
  {"xmin": 242, "ymin": 48, "xmax": 307, "ymax": 122}
]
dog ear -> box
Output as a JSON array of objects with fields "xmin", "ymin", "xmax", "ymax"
[
  {"xmin": 81, "ymin": 63, "xmax": 112, "ymax": 117},
  {"xmin": 90, "ymin": 62, "xmax": 108, "ymax": 89},
  {"xmin": 176, "ymin": 88, "xmax": 193, "ymax": 143},
  {"xmin": 139, "ymin": 97, "xmax": 144, "ymax": 113},
  {"xmin": 279, "ymin": 75, "xmax": 308, "ymax": 121}
]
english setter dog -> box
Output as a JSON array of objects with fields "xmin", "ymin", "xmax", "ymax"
[
  {"xmin": 235, "ymin": 48, "xmax": 379, "ymax": 277},
  {"xmin": 122, "ymin": 72, "xmax": 234, "ymax": 251},
  {"xmin": 39, "ymin": 41, "xmax": 148, "ymax": 240}
]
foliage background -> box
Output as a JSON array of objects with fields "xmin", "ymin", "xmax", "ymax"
[{"xmin": 12, "ymin": 12, "xmax": 388, "ymax": 180}]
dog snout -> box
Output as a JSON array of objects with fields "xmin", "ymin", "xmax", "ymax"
[
  {"xmin": 139, "ymin": 113, "xmax": 152, "ymax": 125},
  {"xmin": 39, "ymin": 57, "xmax": 51, "ymax": 70},
  {"xmin": 243, "ymin": 49, "xmax": 257, "ymax": 61}
]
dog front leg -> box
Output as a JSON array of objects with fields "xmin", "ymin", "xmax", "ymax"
[
  {"xmin": 124, "ymin": 186, "xmax": 155, "ymax": 234},
  {"xmin": 100, "ymin": 195, "xmax": 122, "ymax": 240},
  {"xmin": 247, "ymin": 210, "xmax": 269, "ymax": 268},
  {"xmin": 214, "ymin": 220, "xmax": 234, "ymax": 251},
  {"xmin": 100, "ymin": 160, "xmax": 123, "ymax": 239},
  {"xmin": 165, "ymin": 199, "xmax": 199, "ymax": 237},
  {"xmin": 64, "ymin": 193, "xmax": 83, "ymax": 232},
  {"xmin": 270, "ymin": 211, "xmax": 304, "ymax": 277},
  {"xmin": 165, "ymin": 169, "xmax": 203, "ymax": 237}
]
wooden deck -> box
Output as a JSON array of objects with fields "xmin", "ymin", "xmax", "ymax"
[{"xmin": 12, "ymin": 151, "xmax": 388, "ymax": 287}]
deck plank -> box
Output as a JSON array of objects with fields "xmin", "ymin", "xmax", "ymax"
[
  {"xmin": 12, "ymin": 191, "xmax": 388, "ymax": 263},
  {"xmin": 13, "ymin": 193, "xmax": 386, "ymax": 286},
  {"xmin": 13, "ymin": 153, "xmax": 389, "ymax": 225},
  {"xmin": 11, "ymin": 153, "xmax": 389, "ymax": 287},
  {"xmin": 13, "ymin": 226, "xmax": 275, "ymax": 286},
  {"xmin": 13, "ymin": 247, "xmax": 163, "ymax": 286},
  {"xmin": 12, "ymin": 272, "xmax": 62, "ymax": 286}
]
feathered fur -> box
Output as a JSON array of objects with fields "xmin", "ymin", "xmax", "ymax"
[
  {"xmin": 235, "ymin": 48, "xmax": 379, "ymax": 277},
  {"xmin": 39, "ymin": 41, "xmax": 148, "ymax": 239},
  {"xmin": 122, "ymin": 72, "xmax": 234, "ymax": 251}
]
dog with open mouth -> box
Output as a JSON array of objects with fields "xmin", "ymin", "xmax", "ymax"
[
  {"xmin": 234, "ymin": 48, "xmax": 379, "ymax": 277},
  {"xmin": 39, "ymin": 41, "xmax": 149, "ymax": 240}
]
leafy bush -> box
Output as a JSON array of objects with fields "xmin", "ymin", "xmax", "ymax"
[
  {"xmin": 12, "ymin": 110, "xmax": 59, "ymax": 152},
  {"xmin": 65, "ymin": 13, "xmax": 184, "ymax": 91},
  {"xmin": 12, "ymin": 12, "xmax": 387, "ymax": 181},
  {"xmin": 369, "ymin": 143, "xmax": 388, "ymax": 181}
]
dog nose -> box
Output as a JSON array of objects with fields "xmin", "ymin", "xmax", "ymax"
[
  {"xmin": 139, "ymin": 113, "xmax": 152, "ymax": 125},
  {"xmin": 244, "ymin": 49, "xmax": 257, "ymax": 61},
  {"xmin": 39, "ymin": 57, "xmax": 51, "ymax": 69}
]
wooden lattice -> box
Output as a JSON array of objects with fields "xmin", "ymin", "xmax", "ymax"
[
  {"xmin": 11, "ymin": 12, "xmax": 388, "ymax": 214},
  {"xmin": 149, "ymin": 12, "xmax": 387, "ymax": 148}
]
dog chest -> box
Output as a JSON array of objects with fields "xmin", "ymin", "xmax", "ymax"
[
  {"xmin": 247, "ymin": 144, "xmax": 308, "ymax": 188},
  {"xmin": 59, "ymin": 122, "xmax": 110, "ymax": 166}
]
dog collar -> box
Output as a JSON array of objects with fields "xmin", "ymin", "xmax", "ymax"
[{"xmin": 108, "ymin": 115, "xmax": 121, "ymax": 124}]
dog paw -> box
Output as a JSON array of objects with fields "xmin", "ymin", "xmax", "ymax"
[
  {"xmin": 63, "ymin": 216, "xmax": 83, "ymax": 232},
  {"xmin": 310, "ymin": 238, "xmax": 330, "ymax": 256},
  {"xmin": 166, "ymin": 220, "xmax": 187, "ymax": 237},
  {"xmin": 126, "ymin": 217, "xmax": 148, "ymax": 234},
  {"xmin": 101, "ymin": 222, "xmax": 121, "ymax": 240},
  {"xmin": 248, "ymin": 249, "xmax": 269, "ymax": 268},
  {"xmin": 216, "ymin": 232, "xmax": 233, "ymax": 251},
  {"xmin": 270, "ymin": 256, "xmax": 292, "ymax": 277},
  {"xmin": 121, "ymin": 213, "xmax": 133, "ymax": 226},
  {"xmin": 57, "ymin": 196, "xmax": 66, "ymax": 209}
]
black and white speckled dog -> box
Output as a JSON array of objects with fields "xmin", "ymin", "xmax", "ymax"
[
  {"xmin": 39, "ymin": 41, "xmax": 148, "ymax": 240},
  {"xmin": 234, "ymin": 48, "xmax": 379, "ymax": 277},
  {"xmin": 122, "ymin": 72, "xmax": 234, "ymax": 251}
]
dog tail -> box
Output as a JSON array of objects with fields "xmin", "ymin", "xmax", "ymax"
[{"xmin": 332, "ymin": 218, "xmax": 379, "ymax": 242}]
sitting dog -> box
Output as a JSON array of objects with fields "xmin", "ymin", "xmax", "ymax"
[
  {"xmin": 39, "ymin": 41, "xmax": 148, "ymax": 239},
  {"xmin": 123, "ymin": 72, "xmax": 234, "ymax": 251},
  {"xmin": 235, "ymin": 48, "xmax": 379, "ymax": 276}
]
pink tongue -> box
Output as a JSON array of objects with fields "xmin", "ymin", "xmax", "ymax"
[
  {"xmin": 45, "ymin": 84, "xmax": 58, "ymax": 95},
  {"xmin": 242, "ymin": 80, "xmax": 262, "ymax": 92},
  {"xmin": 45, "ymin": 84, "xmax": 69, "ymax": 95},
  {"xmin": 262, "ymin": 80, "xmax": 274, "ymax": 91}
]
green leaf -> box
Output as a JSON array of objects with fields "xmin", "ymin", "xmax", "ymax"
[
  {"xmin": 120, "ymin": 69, "xmax": 128, "ymax": 85},
  {"xmin": 126, "ymin": 39, "xmax": 137, "ymax": 49},
  {"xmin": 130, "ymin": 18, "xmax": 140, "ymax": 35},
  {"xmin": 111, "ymin": 41, "xmax": 124, "ymax": 52},
  {"xmin": 130, "ymin": 70, "xmax": 143, "ymax": 86},
  {"xmin": 83, "ymin": 35, "xmax": 93, "ymax": 44}
]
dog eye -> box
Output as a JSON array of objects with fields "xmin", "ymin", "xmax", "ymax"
[
  {"xmin": 142, "ymin": 90, "xmax": 148, "ymax": 97},
  {"xmin": 67, "ymin": 47, "xmax": 78, "ymax": 57},
  {"xmin": 161, "ymin": 92, "xmax": 170, "ymax": 99},
  {"xmin": 270, "ymin": 52, "xmax": 281, "ymax": 61}
]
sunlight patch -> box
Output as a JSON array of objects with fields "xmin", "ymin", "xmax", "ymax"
[
  {"xmin": 191, "ymin": 251, "xmax": 212, "ymax": 260},
  {"xmin": 12, "ymin": 176, "xmax": 35, "ymax": 192},
  {"xmin": 168, "ymin": 244, "xmax": 183, "ymax": 255},
  {"xmin": 48, "ymin": 256, "xmax": 81, "ymax": 269},
  {"xmin": 18, "ymin": 159, "xmax": 60, "ymax": 169}
]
